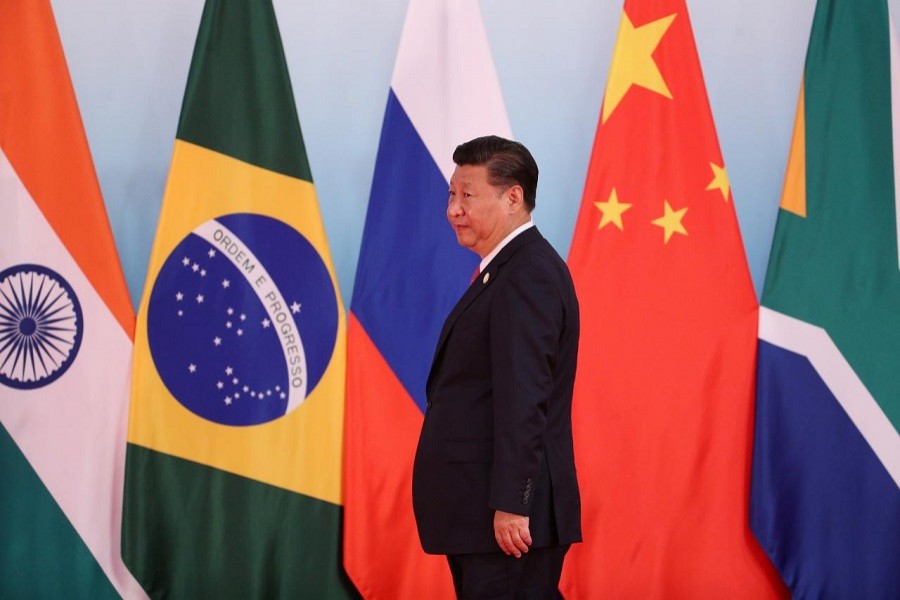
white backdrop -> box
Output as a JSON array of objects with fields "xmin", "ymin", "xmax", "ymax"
[{"xmin": 51, "ymin": 0, "xmax": 835, "ymax": 306}]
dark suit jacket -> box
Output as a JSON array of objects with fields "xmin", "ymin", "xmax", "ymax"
[{"xmin": 413, "ymin": 226, "xmax": 582, "ymax": 555}]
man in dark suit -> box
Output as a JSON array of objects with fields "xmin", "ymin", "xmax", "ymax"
[{"xmin": 413, "ymin": 136, "xmax": 581, "ymax": 598}]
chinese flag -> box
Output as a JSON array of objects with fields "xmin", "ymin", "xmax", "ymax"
[{"xmin": 561, "ymin": 1, "xmax": 787, "ymax": 597}]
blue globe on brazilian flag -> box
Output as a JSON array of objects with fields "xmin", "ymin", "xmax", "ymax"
[
  {"xmin": 147, "ymin": 213, "xmax": 338, "ymax": 426},
  {"xmin": 123, "ymin": 1, "xmax": 353, "ymax": 596}
]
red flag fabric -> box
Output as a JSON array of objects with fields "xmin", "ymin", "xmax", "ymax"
[{"xmin": 561, "ymin": 1, "xmax": 787, "ymax": 596}]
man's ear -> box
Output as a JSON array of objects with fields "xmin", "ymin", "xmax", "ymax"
[{"xmin": 504, "ymin": 184, "xmax": 525, "ymax": 214}]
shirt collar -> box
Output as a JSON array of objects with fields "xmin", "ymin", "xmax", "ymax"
[{"xmin": 479, "ymin": 220, "xmax": 534, "ymax": 273}]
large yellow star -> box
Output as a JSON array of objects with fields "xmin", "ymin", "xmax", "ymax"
[
  {"xmin": 651, "ymin": 200, "xmax": 688, "ymax": 244},
  {"xmin": 594, "ymin": 188, "xmax": 633, "ymax": 230},
  {"xmin": 706, "ymin": 162, "xmax": 730, "ymax": 201},
  {"xmin": 602, "ymin": 11, "xmax": 677, "ymax": 124}
]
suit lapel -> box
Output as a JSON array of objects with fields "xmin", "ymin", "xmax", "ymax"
[{"xmin": 427, "ymin": 227, "xmax": 542, "ymax": 394}]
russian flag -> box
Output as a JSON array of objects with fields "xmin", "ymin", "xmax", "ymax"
[
  {"xmin": 750, "ymin": 0, "xmax": 900, "ymax": 596},
  {"xmin": 343, "ymin": 0, "xmax": 511, "ymax": 597}
]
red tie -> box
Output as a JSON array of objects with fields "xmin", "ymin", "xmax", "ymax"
[{"xmin": 470, "ymin": 265, "xmax": 480, "ymax": 284}]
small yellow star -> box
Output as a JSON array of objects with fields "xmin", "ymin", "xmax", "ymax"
[
  {"xmin": 706, "ymin": 162, "xmax": 730, "ymax": 202},
  {"xmin": 651, "ymin": 200, "xmax": 688, "ymax": 244},
  {"xmin": 594, "ymin": 188, "xmax": 633, "ymax": 230},
  {"xmin": 602, "ymin": 11, "xmax": 677, "ymax": 124}
]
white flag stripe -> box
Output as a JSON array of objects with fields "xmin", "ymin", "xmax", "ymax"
[
  {"xmin": 758, "ymin": 307, "xmax": 900, "ymax": 490},
  {"xmin": 391, "ymin": 0, "xmax": 512, "ymax": 183},
  {"xmin": 890, "ymin": 10, "xmax": 900, "ymax": 272},
  {"xmin": 0, "ymin": 150, "xmax": 146, "ymax": 599},
  {"xmin": 193, "ymin": 219, "xmax": 308, "ymax": 410}
]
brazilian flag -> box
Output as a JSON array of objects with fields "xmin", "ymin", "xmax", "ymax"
[{"xmin": 122, "ymin": 1, "xmax": 354, "ymax": 597}]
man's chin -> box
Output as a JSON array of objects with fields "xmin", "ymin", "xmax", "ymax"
[{"xmin": 454, "ymin": 233, "xmax": 475, "ymax": 249}]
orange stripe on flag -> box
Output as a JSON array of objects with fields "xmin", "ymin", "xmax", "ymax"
[{"xmin": 0, "ymin": 1, "xmax": 133, "ymax": 336}]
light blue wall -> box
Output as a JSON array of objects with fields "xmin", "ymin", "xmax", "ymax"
[{"xmin": 52, "ymin": 0, "xmax": 826, "ymax": 307}]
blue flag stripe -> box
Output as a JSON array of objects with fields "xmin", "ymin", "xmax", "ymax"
[
  {"xmin": 350, "ymin": 90, "xmax": 478, "ymax": 411},
  {"xmin": 758, "ymin": 308, "xmax": 900, "ymax": 486},
  {"xmin": 751, "ymin": 341, "xmax": 900, "ymax": 597}
]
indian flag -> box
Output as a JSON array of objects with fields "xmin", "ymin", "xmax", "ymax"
[
  {"xmin": 121, "ymin": 0, "xmax": 353, "ymax": 596},
  {"xmin": 750, "ymin": 0, "xmax": 900, "ymax": 596},
  {"xmin": 0, "ymin": 1, "xmax": 144, "ymax": 597}
]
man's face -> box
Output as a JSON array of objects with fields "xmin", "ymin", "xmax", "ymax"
[{"xmin": 447, "ymin": 164, "xmax": 508, "ymax": 258}]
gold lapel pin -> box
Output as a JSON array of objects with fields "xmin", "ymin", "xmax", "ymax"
[{"xmin": 483, "ymin": 272, "xmax": 490, "ymax": 284}]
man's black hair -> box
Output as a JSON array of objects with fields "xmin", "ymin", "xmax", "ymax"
[{"xmin": 452, "ymin": 135, "xmax": 538, "ymax": 211}]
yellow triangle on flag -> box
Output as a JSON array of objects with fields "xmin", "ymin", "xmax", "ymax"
[{"xmin": 780, "ymin": 82, "xmax": 808, "ymax": 218}]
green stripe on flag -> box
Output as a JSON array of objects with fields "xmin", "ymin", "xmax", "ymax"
[
  {"xmin": 761, "ymin": 0, "xmax": 900, "ymax": 428},
  {"xmin": 177, "ymin": 0, "xmax": 313, "ymax": 182},
  {"xmin": 0, "ymin": 424, "xmax": 118, "ymax": 600},
  {"xmin": 122, "ymin": 444, "xmax": 357, "ymax": 599}
]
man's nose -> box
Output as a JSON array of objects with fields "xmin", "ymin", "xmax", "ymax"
[{"xmin": 447, "ymin": 197, "xmax": 463, "ymax": 217}]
